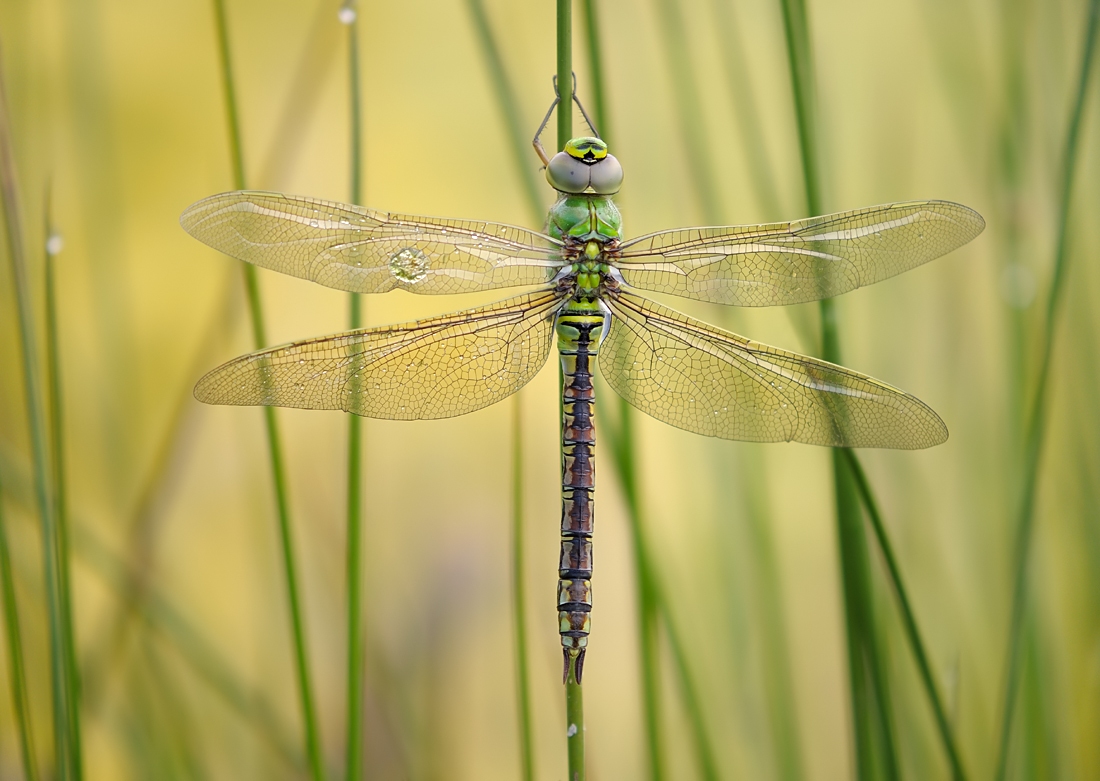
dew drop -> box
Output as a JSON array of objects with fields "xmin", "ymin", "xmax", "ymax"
[
  {"xmin": 389, "ymin": 247, "xmax": 430, "ymax": 282},
  {"xmin": 46, "ymin": 233, "xmax": 64, "ymax": 256}
]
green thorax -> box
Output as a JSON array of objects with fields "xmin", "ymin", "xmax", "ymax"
[
  {"xmin": 546, "ymin": 193, "xmax": 622, "ymax": 244},
  {"xmin": 547, "ymin": 194, "xmax": 622, "ymax": 308}
]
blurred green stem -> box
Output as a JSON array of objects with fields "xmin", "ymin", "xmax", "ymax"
[
  {"xmin": 776, "ymin": 0, "xmax": 899, "ymax": 776},
  {"xmin": 344, "ymin": 3, "xmax": 366, "ymax": 780},
  {"xmin": 511, "ymin": 395, "xmax": 534, "ymax": 781},
  {"xmin": 582, "ymin": 9, "xmax": 694, "ymax": 778},
  {"xmin": 708, "ymin": 0, "xmax": 782, "ymax": 219},
  {"xmin": 557, "ymin": 0, "xmax": 572, "ymax": 151},
  {"xmin": 650, "ymin": 0, "xmax": 721, "ymax": 223},
  {"xmin": 461, "ymin": 2, "xmax": 544, "ymax": 778},
  {"xmin": 210, "ymin": 3, "xmax": 326, "ymax": 780},
  {"xmin": 0, "ymin": 39, "xmax": 74, "ymax": 781},
  {"xmin": 464, "ymin": 0, "xmax": 544, "ymax": 215},
  {"xmin": 580, "ymin": 10, "xmax": 676, "ymax": 779},
  {"xmin": 0, "ymin": 474, "xmax": 39, "ymax": 781},
  {"xmin": 70, "ymin": 521, "xmax": 304, "ymax": 770},
  {"xmin": 664, "ymin": 600, "xmax": 719, "ymax": 781},
  {"xmin": 610, "ymin": 407, "xmax": 665, "ymax": 781},
  {"xmin": 579, "ymin": 0, "xmax": 609, "ymax": 141},
  {"xmin": 46, "ymin": 188, "xmax": 84, "ymax": 781},
  {"xmin": 566, "ymin": 651, "xmax": 584, "ymax": 781},
  {"xmin": 994, "ymin": 2, "xmax": 1100, "ymax": 778},
  {"xmin": 844, "ymin": 451, "xmax": 968, "ymax": 779}
]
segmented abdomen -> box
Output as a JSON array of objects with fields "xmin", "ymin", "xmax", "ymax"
[{"xmin": 556, "ymin": 310, "xmax": 605, "ymax": 682}]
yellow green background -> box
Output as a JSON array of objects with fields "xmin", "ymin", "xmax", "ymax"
[{"xmin": 0, "ymin": 0, "xmax": 1097, "ymax": 778}]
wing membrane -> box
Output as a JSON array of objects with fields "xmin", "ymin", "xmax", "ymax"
[
  {"xmin": 181, "ymin": 191, "xmax": 566, "ymax": 295},
  {"xmin": 195, "ymin": 290, "xmax": 564, "ymax": 420},
  {"xmin": 600, "ymin": 292, "xmax": 947, "ymax": 448},
  {"xmin": 616, "ymin": 201, "xmax": 984, "ymax": 306}
]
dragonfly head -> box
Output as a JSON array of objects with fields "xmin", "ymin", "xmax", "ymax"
[{"xmin": 546, "ymin": 136, "xmax": 623, "ymax": 195}]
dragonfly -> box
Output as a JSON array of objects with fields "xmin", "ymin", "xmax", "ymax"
[{"xmin": 181, "ymin": 105, "xmax": 983, "ymax": 683}]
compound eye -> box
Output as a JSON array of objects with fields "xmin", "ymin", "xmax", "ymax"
[
  {"xmin": 588, "ymin": 154, "xmax": 623, "ymax": 194},
  {"xmin": 546, "ymin": 152, "xmax": 590, "ymax": 193}
]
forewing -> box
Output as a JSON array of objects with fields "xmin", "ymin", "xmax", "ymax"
[
  {"xmin": 616, "ymin": 201, "xmax": 984, "ymax": 306},
  {"xmin": 181, "ymin": 191, "xmax": 565, "ymax": 295},
  {"xmin": 600, "ymin": 292, "xmax": 947, "ymax": 448},
  {"xmin": 195, "ymin": 291, "xmax": 564, "ymax": 420}
]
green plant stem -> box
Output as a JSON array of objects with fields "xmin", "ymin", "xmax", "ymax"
[
  {"xmin": 557, "ymin": 0, "xmax": 572, "ymax": 149},
  {"xmin": 210, "ymin": 3, "xmax": 326, "ymax": 780},
  {"xmin": 565, "ymin": 651, "xmax": 585, "ymax": 781},
  {"xmin": 82, "ymin": 4, "xmax": 334, "ymax": 716},
  {"xmin": 650, "ymin": 0, "xmax": 721, "ymax": 223},
  {"xmin": 461, "ymin": 3, "xmax": 544, "ymax": 779},
  {"xmin": 45, "ymin": 190, "xmax": 84, "ymax": 781},
  {"xmin": 664, "ymin": 606, "xmax": 719, "ymax": 781},
  {"xmin": 776, "ymin": 0, "xmax": 822, "ymax": 217},
  {"xmin": 578, "ymin": 14, "xmax": 671, "ymax": 779},
  {"xmin": 708, "ymin": 0, "xmax": 782, "ymax": 220},
  {"xmin": 512, "ymin": 395, "xmax": 534, "ymax": 781},
  {"xmin": 464, "ymin": 0, "xmax": 543, "ymax": 215},
  {"xmin": 579, "ymin": 0, "xmax": 609, "ymax": 140},
  {"xmin": 776, "ymin": 1, "xmax": 899, "ymax": 777},
  {"xmin": 0, "ymin": 40, "xmax": 73, "ymax": 781},
  {"xmin": 0, "ymin": 474, "xmax": 40, "ymax": 781},
  {"xmin": 344, "ymin": 6, "xmax": 365, "ymax": 781},
  {"xmin": 844, "ymin": 450, "xmax": 968, "ymax": 780},
  {"xmin": 994, "ymin": 2, "xmax": 1100, "ymax": 777},
  {"xmin": 830, "ymin": 452, "xmax": 877, "ymax": 780},
  {"xmin": 611, "ymin": 407, "xmax": 664, "ymax": 781},
  {"xmin": 69, "ymin": 521, "xmax": 304, "ymax": 770}
]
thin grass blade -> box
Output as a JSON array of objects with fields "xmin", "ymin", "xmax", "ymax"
[
  {"xmin": 844, "ymin": 450, "xmax": 968, "ymax": 779},
  {"xmin": 0, "ymin": 473, "xmax": 40, "ymax": 780},
  {"xmin": 45, "ymin": 186, "xmax": 84, "ymax": 781},
  {"xmin": 461, "ymin": 2, "xmax": 544, "ymax": 778},
  {"xmin": 578, "ymin": 11, "xmax": 672, "ymax": 779},
  {"xmin": 343, "ymin": 4, "xmax": 367, "ymax": 779},
  {"xmin": 994, "ymin": 2, "xmax": 1100, "ymax": 777},
  {"xmin": 208, "ymin": 3, "xmax": 326, "ymax": 779},
  {"xmin": 0, "ymin": 36, "xmax": 74, "ymax": 781},
  {"xmin": 775, "ymin": 1, "xmax": 898, "ymax": 776}
]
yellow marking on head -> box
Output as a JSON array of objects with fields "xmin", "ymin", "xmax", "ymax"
[{"xmin": 565, "ymin": 137, "xmax": 608, "ymax": 162}]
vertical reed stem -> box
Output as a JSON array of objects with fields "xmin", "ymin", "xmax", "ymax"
[
  {"xmin": 209, "ymin": 4, "xmax": 326, "ymax": 780},
  {"xmin": 994, "ymin": 2, "xmax": 1100, "ymax": 777},
  {"xmin": 580, "ymin": 8, "xmax": 678, "ymax": 778},
  {"xmin": 461, "ymin": 2, "xmax": 544, "ymax": 778},
  {"xmin": 0, "ymin": 474, "xmax": 40, "ymax": 781},
  {"xmin": 844, "ymin": 450, "xmax": 968, "ymax": 780},
  {"xmin": 0, "ymin": 38, "xmax": 73, "ymax": 781},
  {"xmin": 45, "ymin": 190, "xmax": 83, "ymax": 780},
  {"xmin": 776, "ymin": 1, "xmax": 898, "ymax": 776},
  {"xmin": 512, "ymin": 395, "xmax": 535, "ymax": 781},
  {"xmin": 566, "ymin": 651, "xmax": 584, "ymax": 781},
  {"xmin": 557, "ymin": 0, "xmax": 572, "ymax": 150},
  {"xmin": 343, "ymin": 3, "xmax": 365, "ymax": 779},
  {"xmin": 611, "ymin": 409, "xmax": 665, "ymax": 781}
]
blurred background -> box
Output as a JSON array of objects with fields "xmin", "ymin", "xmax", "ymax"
[{"xmin": 0, "ymin": 0, "xmax": 1097, "ymax": 778}]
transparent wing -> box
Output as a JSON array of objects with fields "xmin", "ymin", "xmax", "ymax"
[
  {"xmin": 600, "ymin": 292, "xmax": 947, "ymax": 448},
  {"xmin": 181, "ymin": 191, "xmax": 566, "ymax": 295},
  {"xmin": 616, "ymin": 201, "xmax": 984, "ymax": 306},
  {"xmin": 195, "ymin": 290, "xmax": 564, "ymax": 420}
]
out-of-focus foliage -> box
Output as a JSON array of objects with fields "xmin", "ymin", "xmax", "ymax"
[{"xmin": 0, "ymin": 0, "xmax": 1096, "ymax": 778}]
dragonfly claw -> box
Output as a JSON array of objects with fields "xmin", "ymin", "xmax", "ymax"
[{"xmin": 562, "ymin": 648, "xmax": 587, "ymax": 685}]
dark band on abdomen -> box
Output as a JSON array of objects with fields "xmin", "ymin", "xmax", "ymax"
[{"xmin": 556, "ymin": 312, "xmax": 604, "ymax": 683}]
